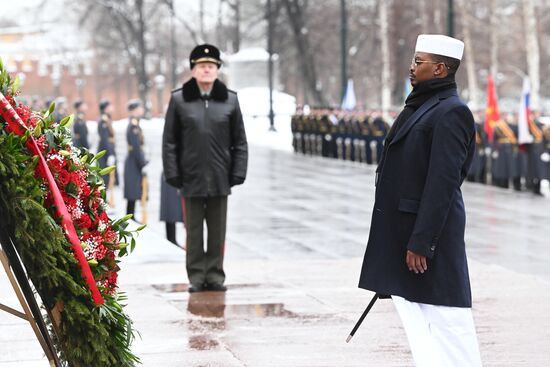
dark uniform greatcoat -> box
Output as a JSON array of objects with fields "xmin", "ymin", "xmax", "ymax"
[
  {"xmin": 123, "ymin": 117, "xmax": 147, "ymax": 201},
  {"xmin": 160, "ymin": 172, "xmax": 183, "ymax": 223},
  {"xmin": 97, "ymin": 113, "xmax": 118, "ymax": 187},
  {"xmin": 72, "ymin": 112, "xmax": 89, "ymax": 149},
  {"xmin": 359, "ymin": 88, "xmax": 475, "ymax": 308}
]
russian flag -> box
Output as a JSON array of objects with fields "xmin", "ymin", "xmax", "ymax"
[{"xmin": 517, "ymin": 77, "xmax": 533, "ymax": 145}]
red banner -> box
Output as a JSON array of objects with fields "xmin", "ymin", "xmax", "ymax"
[
  {"xmin": 484, "ymin": 75, "xmax": 500, "ymax": 144},
  {"xmin": 0, "ymin": 92, "xmax": 104, "ymax": 305}
]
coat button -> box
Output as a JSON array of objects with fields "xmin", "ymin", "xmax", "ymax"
[{"xmin": 430, "ymin": 245, "xmax": 436, "ymax": 251}]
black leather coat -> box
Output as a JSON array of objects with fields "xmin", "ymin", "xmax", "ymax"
[{"xmin": 162, "ymin": 78, "xmax": 248, "ymax": 197}]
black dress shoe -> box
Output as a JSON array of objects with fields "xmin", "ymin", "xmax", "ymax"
[
  {"xmin": 204, "ymin": 283, "xmax": 227, "ymax": 292},
  {"xmin": 188, "ymin": 284, "xmax": 204, "ymax": 293}
]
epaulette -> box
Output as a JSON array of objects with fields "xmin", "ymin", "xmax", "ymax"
[
  {"xmin": 171, "ymin": 87, "xmax": 182, "ymax": 93},
  {"xmin": 228, "ymin": 88, "xmax": 237, "ymax": 95}
]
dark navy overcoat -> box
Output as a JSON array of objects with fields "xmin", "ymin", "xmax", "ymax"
[
  {"xmin": 123, "ymin": 118, "xmax": 147, "ymax": 200},
  {"xmin": 359, "ymin": 88, "xmax": 476, "ymax": 308}
]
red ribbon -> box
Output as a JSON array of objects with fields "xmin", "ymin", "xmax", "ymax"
[{"xmin": 0, "ymin": 92, "xmax": 104, "ymax": 305}]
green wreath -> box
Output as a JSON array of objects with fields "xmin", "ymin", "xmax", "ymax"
[{"xmin": 0, "ymin": 59, "xmax": 141, "ymax": 366}]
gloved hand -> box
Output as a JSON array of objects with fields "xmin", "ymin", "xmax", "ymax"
[
  {"xmin": 230, "ymin": 176, "xmax": 245, "ymax": 187},
  {"xmin": 166, "ymin": 176, "xmax": 182, "ymax": 188},
  {"xmin": 107, "ymin": 155, "xmax": 115, "ymax": 166}
]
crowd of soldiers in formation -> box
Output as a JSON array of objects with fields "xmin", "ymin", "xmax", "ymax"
[
  {"xmin": 291, "ymin": 109, "xmax": 391, "ymax": 165},
  {"xmin": 291, "ymin": 109, "xmax": 550, "ymax": 196}
]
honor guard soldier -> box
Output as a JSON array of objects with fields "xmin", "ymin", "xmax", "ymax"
[
  {"xmin": 97, "ymin": 99, "xmax": 118, "ymax": 201},
  {"xmin": 327, "ymin": 110, "xmax": 339, "ymax": 158},
  {"xmin": 291, "ymin": 110, "xmax": 300, "ymax": 153},
  {"xmin": 525, "ymin": 112, "xmax": 544, "ymax": 195},
  {"xmin": 541, "ymin": 123, "xmax": 550, "ymax": 182},
  {"xmin": 467, "ymin": 120, "xmax": 488, "ymax": 183},
  {"xmin": 360, "ymin": 114, "xmax": 374, "ymax": 164},
  {"xmin": 124, "ymin": 100, "xmax": 148, "ymax": 219},
  {"xmin": 53, "ymin": 97, "xmax": 68, "ymax": 123},
  {"xmin": 370, "ymin": 113, "xmax": 390, "ymax": 164},
  {"xmin": 491, "ymin": 118, "xmax": 517, "ymax": 188},
  {"xmin": 72, "ymin": 100, "xmax": 89, "ymax": 149}
]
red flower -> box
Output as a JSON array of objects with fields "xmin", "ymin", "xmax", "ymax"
[
  {"xmin": 69, "ymin": 172, "xmax": 80, "ymax": 186},
  {"xmin": 95, "ymin": 244, "xmax": 108, "ymax": 260},
  {"xmin": 35, "ymin": 135, "xmax": 47, "ymax": 153},
  {"xmin": 103, "ymin": 226, "xmax": 118, "ymax": 243},
  {"xmin": 76, "ymin": 213, "xmax": 92, "ymax": 229},
  {"xmin": 98, "ymin": 211, "xmax": 109, "ymax": 223},
  {"xmin": 48, "ymin": 156, "xmax": 64, "ymax": 172},
  {"xmin": 58, "ymin": 170, "xmax": 71, "ymax": 187}
]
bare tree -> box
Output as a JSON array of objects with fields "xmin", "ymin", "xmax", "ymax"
[
  {"xmin": 282, "ymin": 0, "xmax": 327, "ymax": 106},
  {"xmin": 523, "ymin": 0, "xmax": 541, "ymax": 110},
  {"xmin": 490, "ymin": 0, "xmax": 499, "ymax": 79},
  {"xmin": 417, "ymin": 0, "xmax": 429, "ymax": 34},
  {"xmin": 458, "ymin": 0, "xmax": 480, "ymax": 110},
  {"xmin": 79, "ymin": 0, "xmax": 154, "ymax": 108},
  {"xmin": 227, "ymin": 0, "xmax": 242, "ymax": 52},
  {"xmin": 379, "ymin": 0, "xmax": 392, "ymax": 115}
]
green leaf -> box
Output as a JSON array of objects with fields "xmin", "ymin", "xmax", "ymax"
[
  {"xmin": 11, "ymin": 74, "xmax": 21, "ymax": 94},
  {"xmin": 47, "ymin": 102, "xmax": 56, "ymax": 117},
  {"xmin": 98, "ymin": 166, "xmax": 116, "ymax": 176},
  {"xmin": 59, "ymin": 114, "xmax": 74, "ymax": 128},
  {"xmin": 91, "ymin": 150, "xmax": 106, "ymax": 163}
]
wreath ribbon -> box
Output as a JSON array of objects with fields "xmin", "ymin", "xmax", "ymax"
[{"xmin": 0, "ymin": 92, "xmax": 104, "ymax": 305}]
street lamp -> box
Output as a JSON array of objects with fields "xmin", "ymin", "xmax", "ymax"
[{"xmin": 267, "ymin": 0, "xmax": 276, "ymax": 131}]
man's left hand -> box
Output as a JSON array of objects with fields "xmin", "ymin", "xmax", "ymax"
[{"xmin": 406, "ymin": 250, "xmax": 427, "ymax": 274}]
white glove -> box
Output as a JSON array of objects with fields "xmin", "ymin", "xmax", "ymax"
[
  {"xmin": 141, "ymin": 165, "xmax": 148, "ymax": 177},
  {"xmin": 541, "ymin": 152, "xmax": 550, "ymax": 163},
  {"xmin": 107, "ymin": 155, "xmax": 115, "ymax": 166}
]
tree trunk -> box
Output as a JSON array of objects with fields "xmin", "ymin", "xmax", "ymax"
[
  {"xmin": 418, "ymin": 0, "xmax": 429, "ymax": 33},
  {"xmin": 379, "ymin": 0, "xmax": 391, "ymax": 115},
  {"xmin": 523, "ymin": 0, "xmax": 541, "ymax": 110},
  {"xmin": 200, "ymin": 0, "xmax": 207, "ymax": 42},
  {"xmin": 136, "ymin": 0, "xmax": 149, "ymax": 111},
  {"xmin": 490, "ymin": 0, "xmax": 499, "ymax": 79},
  {"xmin": 233, "ymin": 0, "xmax": 241, "ymax": 52},
  {"xmin": 283, "ymin": 0, "xmax": 327, "ymax": 106},
  {"xmin": 457, "ymin": 0, "xmax": 479, "ymax": 110}
]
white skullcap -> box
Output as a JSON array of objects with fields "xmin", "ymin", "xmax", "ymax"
[{"xmin": 415, "ymin": 34, "xmax": 464, "ymax": 60}]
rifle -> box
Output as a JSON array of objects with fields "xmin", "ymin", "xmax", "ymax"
[{"xmin": 140, "ymin": 175, "xmax": 148, "ymax": 224}]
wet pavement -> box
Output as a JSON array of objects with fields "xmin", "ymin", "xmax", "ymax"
[{"xmin": 1, "ymin": 121, "xmax": 550, "ymax": 366}]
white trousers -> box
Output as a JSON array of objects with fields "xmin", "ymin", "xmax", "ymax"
[{"xmin": 392, "ymin": 296, "xmax": 483, "ymax": 367}]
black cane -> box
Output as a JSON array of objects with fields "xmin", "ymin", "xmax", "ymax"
[{"xmin": 346, "ymin": 293, "xmax": 379, "ymax": 343}]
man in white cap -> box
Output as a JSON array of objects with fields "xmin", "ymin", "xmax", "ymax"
[{"xmin": 358, "ymin": 34, "xmax": 483, "ymax": 366}]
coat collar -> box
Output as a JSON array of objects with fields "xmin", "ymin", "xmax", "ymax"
[
  {"xmin": 389, "ymin": 88, "xmax": 458, "ymax": 147},
  {"xmin": 182, "ymin": 77, "xmax": 228, "ymax": 102}
]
